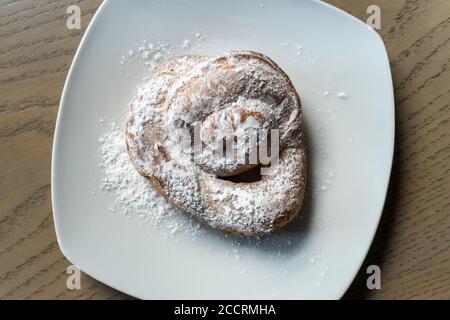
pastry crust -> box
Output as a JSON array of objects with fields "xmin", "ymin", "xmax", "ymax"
[{"xmin": 126, "ymin": 51, "xmax": 307, "ymax": 236}]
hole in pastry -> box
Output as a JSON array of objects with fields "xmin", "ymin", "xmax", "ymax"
[{"xmin": 219, "ymin": 165, "xmax": 262, "ymax": 183}]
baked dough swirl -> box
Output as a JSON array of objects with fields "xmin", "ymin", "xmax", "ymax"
[{"xmin": 126, "ymin": 51, "xmax": 307, "ymax": 236}]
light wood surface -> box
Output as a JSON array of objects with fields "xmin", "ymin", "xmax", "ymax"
[{"xmin": 0, "ymin": 0, "xmax": 449, "ymax": 299}]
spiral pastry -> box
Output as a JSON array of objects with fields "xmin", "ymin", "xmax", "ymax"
[{"xmin": 126, "ymin": 51, "xmax": 307, "ymax": 236}]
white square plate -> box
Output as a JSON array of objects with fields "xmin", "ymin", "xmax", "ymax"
[{"xmin": 52, "ymin": 0, "xmax": 394, "ymax": 299}]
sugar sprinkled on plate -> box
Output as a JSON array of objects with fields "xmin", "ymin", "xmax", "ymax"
[
  {"xmin": 337, "ymin": 91, "xmax": 348, "ymax": 99},
  {"xmin": 98, "ymin": 122, "xmax": 204, "ymax": 240},
  {"xmin": 98, "ymin": 36, "xmax": 333, "ymax": 279}
]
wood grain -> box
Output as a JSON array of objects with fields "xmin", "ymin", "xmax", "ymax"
[{"xmin": 0, "ymin": 0, "xmax": 449, "ymax": 299}]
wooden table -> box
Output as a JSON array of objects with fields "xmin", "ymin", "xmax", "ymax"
[{"xmin": 0, "ymin": 0, "xmax": 449, "ymax": 299}]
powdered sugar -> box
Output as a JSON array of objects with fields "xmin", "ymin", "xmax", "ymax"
[
  {"xmin": 337, "ymin": 91, "xmax": 348, "ymax": 99},
  {"xmin": 98, "ymin": 122, "xmax": 204, "ymax": 239},
  {"xmin": 121, "ymin": 41, "xmax": 172, "ymax": 70},
  {"xmin": 91, "ymin": 38, "xmax": 335, "ymax": 290},
  {"xmin": 120, "ymin": 33, "xmax": 209, "ymax": 71},
  {"xmin": 125, "ymin": 51, "xmax": 306, "ymax": 236}
]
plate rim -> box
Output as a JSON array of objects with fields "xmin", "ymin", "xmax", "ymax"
[
  {"xmin": 311, "ymin": 0, "xmax": 396, "ymax": 298},
  {"xmin": 51, "ymin": 0, "xmax": 395, "ymax": 299}
]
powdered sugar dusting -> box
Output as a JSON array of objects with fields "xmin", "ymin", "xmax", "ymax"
[
  {"xmin": 120, "ymin": 33, "xmax": 210, "ymax": 72},
  {"xmin": 125, "ymin": 51, "xmax": 307, "ymax": 236},
  {"xmin": 98, "ymin": 122, "xmax": 204, "ymax": 239},
  {"xmin": 90, "ymin": 35, "xmax": 339, "ymax": 291}
]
